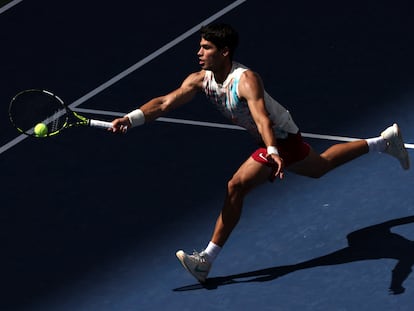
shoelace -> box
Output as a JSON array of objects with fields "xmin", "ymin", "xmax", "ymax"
[{"xmin": 191, "ymin": 251, "xmax": 207, "ymax": 263}]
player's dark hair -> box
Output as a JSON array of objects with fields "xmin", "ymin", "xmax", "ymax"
[{"xmin": 200, "ymin": 23, "xmax": 239, "ymax": 59}]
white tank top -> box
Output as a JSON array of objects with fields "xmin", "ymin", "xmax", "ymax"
[{"xmin": 202, "ymin": 62, "xmax": 299, "ymax": 141}]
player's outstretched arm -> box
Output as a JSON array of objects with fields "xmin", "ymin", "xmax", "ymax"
[{"xmin": 110, "ymin": 71, "xmax": 204, "ymax": 133}]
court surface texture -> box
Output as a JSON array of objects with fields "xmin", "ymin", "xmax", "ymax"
[{"xmin": 1, "ymin": 1, "xmax": 414, "ymax": 310}]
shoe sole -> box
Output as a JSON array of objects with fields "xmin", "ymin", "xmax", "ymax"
[
  {"xmin": 393, "ymin": 124, "xmax": 410, "ymax": 170},
  {"xmin": 382, "ymin": 124, "xmax": 410, "ymax": 170}
]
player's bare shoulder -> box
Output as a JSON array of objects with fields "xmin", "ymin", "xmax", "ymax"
[
  {"xmin": 170, "ymin": 70, "xmax": 205, "ymax": 104},
  {"xmin": 240, "ymin": 69, "xmax": 263, "ymax": 85},
  {"xmin": 238, "ymin": 69, "xmax": 264, "ymax": 99},
  {"xmin": 181, "ymin": 70, "xmax": 205, "ymax": 90}
]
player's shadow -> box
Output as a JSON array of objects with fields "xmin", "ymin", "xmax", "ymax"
[{"xmin": 174, "ymin": 215, "xmax": 414, "ymax": 294}]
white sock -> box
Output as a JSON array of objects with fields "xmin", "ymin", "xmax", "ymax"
[
  {"xmin": 202, "ymin": 241, "xmax": 222, "ymax": 263},
  {"xmin": 366, "ymin": 136, "xmax": 387, "ymax": 153}
]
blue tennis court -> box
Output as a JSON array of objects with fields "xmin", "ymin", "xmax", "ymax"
[{"xmin": 1, "ymin": 1, "xmax": 413, "ymax": 310}]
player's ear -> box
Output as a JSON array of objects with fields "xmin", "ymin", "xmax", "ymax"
[{"xmin": 221, "ymin": 47, "xmax": 230, "ymax": 57}]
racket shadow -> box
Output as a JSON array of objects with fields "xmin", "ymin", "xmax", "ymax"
[{"xmin": 173, "ymin": 215, "xmax": 414, "ymax": 295}]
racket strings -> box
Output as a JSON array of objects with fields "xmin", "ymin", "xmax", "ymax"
[
  {"xmin": 49, "ymin": 112, "xmax": 63, "ymax": 132},
  {"xmin": 9, "ymin": 90, "xmax": 68, "ymax": 136}
]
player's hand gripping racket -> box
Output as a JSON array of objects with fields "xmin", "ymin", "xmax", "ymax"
[{"xmin": 9, "ymin": 89, "xmax": 113, "ymax": 138}]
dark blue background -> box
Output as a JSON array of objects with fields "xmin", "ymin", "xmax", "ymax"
[{"xmin": 0, "ymin": 1, "xmax": 413, "ymax": 310}]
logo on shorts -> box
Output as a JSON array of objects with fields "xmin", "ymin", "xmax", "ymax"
[{"xmin": 258, "ymin": 152, "xmax": 268, "ymax": 162}]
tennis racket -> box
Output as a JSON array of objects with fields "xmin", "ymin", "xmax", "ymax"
[{"xmin": 9, "ymin": 89, "xmax": 113, "ymax": 138}]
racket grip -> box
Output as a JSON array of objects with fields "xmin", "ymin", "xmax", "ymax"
[{"xmin": 89, "ymin": 119, "xmax": 113, "ymax": 129}]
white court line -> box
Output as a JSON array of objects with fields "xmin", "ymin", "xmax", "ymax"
[
  {"xmin": 0, "ymin": 0, "xmax": 23, "ymax": 14},
  {"xmin": 0, "ymin": 0, "xmax": 247, "ymax": 155},
  {"xmin": 72, "ymin": 107, "xmax": 414, "ymax": 149}
]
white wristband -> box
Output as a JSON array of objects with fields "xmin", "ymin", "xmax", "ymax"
[
  {"xmin": 267, "ymin": 146, "xmax": 279, "ymax": 155},
  {"xmin": 125, "ymin": 109, "xmax": 145, "ymax": 128}
]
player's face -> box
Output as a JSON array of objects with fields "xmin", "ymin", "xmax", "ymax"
[{"xmin": 197, "ymin": 38, "xmax": 226, "ymax": 71}]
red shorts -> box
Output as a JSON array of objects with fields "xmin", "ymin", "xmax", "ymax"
[{"xmin": 251, "ymin": 132, "xmax": 310, "ymax": 168}]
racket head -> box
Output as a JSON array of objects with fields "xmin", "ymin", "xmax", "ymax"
[{"xmin": 9, "ymin": 89, "xmax": 69, "ymax": 138}]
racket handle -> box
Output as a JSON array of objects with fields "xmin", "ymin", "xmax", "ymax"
[{"xmin": 89, "ymin": 119, "xmax": 113, "ymax": 129}]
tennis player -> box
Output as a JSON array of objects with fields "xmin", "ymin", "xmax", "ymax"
[{"xmin": 111, "ymin": 23, "xmax": 410, "ymax": 283}]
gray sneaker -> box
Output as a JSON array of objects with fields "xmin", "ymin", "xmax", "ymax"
[
  {"xmin": 176, "ymin": 250, "xmax": 211, "ymax": 283},
  {"xmin": 381, "ymin": 123, "xmax": 410, "ymax": 170}
]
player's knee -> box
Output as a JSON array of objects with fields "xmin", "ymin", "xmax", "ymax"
[
  {"xmin": 227, "ymin": 175, "xmax": 246, "ymax": 197},
  {"xmin": 227, "ymin": 177, "xmax": 240, "ymax": 194},
  {"xmin": 311, "ymin": 158, "xmax": 335, "ymax": 178}
]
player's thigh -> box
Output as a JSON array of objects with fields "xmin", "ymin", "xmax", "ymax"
[
  {"xmin": 231, "ymin": 156, "xmax": 272, "ymax": 190},
  {"xmin": 287, "ymin": 147, "xmax": 329, "ymax": 178}
]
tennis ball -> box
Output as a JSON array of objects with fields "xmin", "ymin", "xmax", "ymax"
[{"xmin": 34, "ymin": 123, "xmax": 48, "ymax": 137}]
